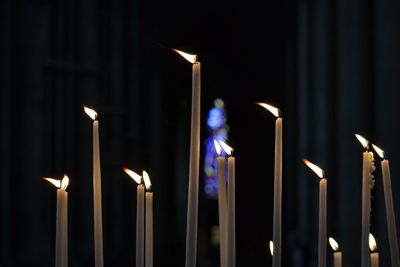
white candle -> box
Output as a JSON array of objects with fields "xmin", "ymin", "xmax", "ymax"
[
  {"xmin": 303, "ymin": 159, "xmax": 327, "ymax": 267},
  {"xmin": 319, "ymin": 178, "xmax": 327, "ymax": 267},
  {"xmin": 214, "ymin": 140, "xmax": 228, "ymax": 267},
  {"xmin": 257, "ymin": 102, "xmax": 282, "ymax": 267},
  {"xmin": 84, "ymin": 106, "xmax": 104, "ymax": 267},
  {"xmin": 355, "ymin": 134, "xmax": 374, "ymax": 267},
  {"xmin": 369, "ymin": 234, "xmax": 379, "ymax": 267},
  {"xmin": 227, "ymin": 155, "xmax": 236, "ymax": 267},
  {"xmin": 137, "ymin": 184, "xmax": 145, "ymax": 267},
  {"xmin": 143, "ymin": 171, "xmax": 153, "ymax": 267},
  {"xmin": 372, "ymin": 144, "xmax": 400, "ymax": 267},
  {"xmin": 216, "ymin": 141, "xmax": 235, "ymax": 267},
  {"xmin": 173, "ymin": 49, "xmax": 201, "ymax": 267},
  {"xmin": 124, "ymin": 168, "xmax": 145, "ymax": 267},
  {"xmin": 370, "ymin": 252, "xmax": 379, "ymax": 267},
  {"xmin": 329, "ymin": 238, "xmax": 342, "ymax": 267},
  {"xmin": 334, "ymin": 251, "xmax": 342, "ymax": 267},
  {"xmin": 43, "ymin": 175, "xmax": 70, "ymax": 267},
  {"xmin": 145, "ymin": 192, "xmax": 153, "ymax": 267}
]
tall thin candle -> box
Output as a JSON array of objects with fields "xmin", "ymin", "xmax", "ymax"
[
  {"xmin": 257, "ymin": 102, "xmax": 282, "ymax": 267},
  {"xmin": 43, "ymin": 175, "xmax": 70, "ymax": 267},
  {"xmin": 124, "ymin": 168, "xmax": 144, "ymax": 267},
  {"xmin": 219, "ymin": 141, "xmax": 235, "ymax": 267},
  {"xmin": 372, "ymin": 144, "xmax": 400, "ymax": 267},
  {"xmin": 173, "ymin": 49, "xmax": 201, "ymax": 267},
  {"xmin": 355, "ymin": 134, "xmax": 375, "ymax": 267},
  {"xmin": 84, "ymin": 106, "xmax": 104, "ymax": 267},
  {"xmin": 303, "ymin": 159, "xmax": 327, "ymax": 267},
  {"xmin": 214, "ymin": 140, "xmax": 227, "ymax": 267},
  {"xmin": 143, "ymin": 171, "xmax": 153, "ymax": 267},
  {"xmin": 329, "ymin": 237, "xmax": 342, "ymax": 267}
]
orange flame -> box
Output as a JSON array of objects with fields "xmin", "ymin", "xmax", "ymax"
[
  {"xmin": 256, "ymin": 102, "xmax": 280, "ymax": 118},
  {"xmin": 43, "ymin": 174, "xmax": 69, "ymax": 190},
  {"xmin": 269, "ymin": 241, "xmax": 274, "ymax": 256},
  {"xmin": 83, "ymin": 105, "xmax": 97, "ymax": 120},
  {"xmin": 43, "ymin": 177, "xmax": 61, "ymax": 188},
  {"xmin": 172, "ymin": 49, "xmax": 197, "ymax": 63},
  {"xmin": 214, "ymin": 140, "xmax": 222, "ymax": 155},
  {"xmin": 329, "ymin": 237, "xmax": 339, "ymax": 251},
  {"xmin": 369, "ymin": 233, "xmax": 377, "ymax": 251},
  {"xmin": 123, "ymin": 168, "xmax": 142, "ymax": 184},
  {"xmin": 143, "ymin": 170, "xmax": 152, "ymax": 191},
  {"xmin": 355, "ymin": 134, "xmax": 369, "ymax": 150},
  {"xmin": 372, "ymin": 144, "xmax": 385, "ymax": 159},
  {"xmin": 303, "ymin": 159, "xmax": 324, "ymax": 178},
  {"xmin": 219, "ymin": 140, "xmax": 233, "ymax": 156}
]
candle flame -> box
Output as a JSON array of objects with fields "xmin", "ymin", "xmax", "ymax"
[
  {"xmin": 143, "ymin": 170, "xmax": 152, "ymax": 191},
  {"xmin": 256, "ymin": 102, "xmax": 281, "ymax": 118},
  {"xmin": 355, "ymin": 134, "xmax": 369, "ymax": 150},
  {"xmin": 172, "ymin": 49, "xmax": 197, "ymax": 63},
  {"xmin": 372, "ymin": 144, "xmax": 385, "ymax": 159},
  {"xmin": 369, "ymin": 233, "xmax": 377, "ymax": 251},
  {"xmin": 329, "ymin": 237, "xmax": 339, "ymax": 251},
  {"xmin": 61, "ymin": 174, "xmax": 69, "ymax": 190},
  {"xmin": 214, "ymin": 139, "xmax": 222, "ymax": 155},
  {"xmin": 219, "ymin": 140, "xmax": 233, "ymax": 156},
  {"xmin": 123, "ymin": 168, "xmax": 142, "ymax": 184},
  {"xmin": 303, "ymin": 159, "xmax": 324, "ymax": 178},
  {"xmin": 269, "ymin": 241, "xmax": 274, "ymax": 256},
  {"xmin": 43, "ymin": 177, "xmax": 61, "ymax": 188},
  {"xmin": 43, "ymin": 175, "xmax": 69, "ymax": 190},
  {"xmin": 83, "ymin": 105, "xmax": 97, "ymax": 120}
]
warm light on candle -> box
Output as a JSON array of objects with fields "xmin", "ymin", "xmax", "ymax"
[
  {"xmin": 143, "ymin": 170, "xmax": 152, "ymax": 191},
  {"xmin": 372, "ymin": 144, "xmax": 385, "ymax": 159},
  {"xmin": 369, "ymin": 234, "xmax": 377, "ymax": 251},
  {"xmin": 269, "ymin": 241, "xmax": 274, "ymax": 256},
  {"xmin": 219, "ymin": 141, "xmax": 233, "ymax": 156},
  {"xmin": 83, "ymin": 105, "xmax": 97, "ymax": 120},
  {"xmin": 355, "ymin": 134, "xmax": 369, "ymax": 150},
  {"xmin": 303, "ymin": 159, "xmax": 324, "ymax": 178},
  {"xmin": 172, "ymin": 49, "xmax": 197, "ymax": 63},
  {"xmin": 123, "ymin": 168, "xmax": 142, "ymax": 184},
  {"xmin": 256, "ymin": 102, "xmax": 281, "ymax": 118},
  {"xmin": 214, "ymin": 139, "xmax": 222, "ymax": 155},
  {"xmin": 329, "ymin": 237, "xmax": 339, "ymax": 251}
]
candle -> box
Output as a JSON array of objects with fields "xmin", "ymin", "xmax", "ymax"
[
  {"xmin": 43, "ymin": 174, "xmax": 70, "ymax": 267},
  {"xmin": 303, "ymin": 159, "xmax": 327, "ymax": 267},
  {"xmin": 143, "ymin": 171, "xmax": 153, "ymax": 267},
  {"xmin": 329, "ymin": 237, "xmax": 342, "ymax": 267},
  {"xmin": 257, "ymin": 102, "xmax": 282, "ymax": 267},
  {"xmin": 372, "ymin": 144, "xmax": 400, "ymax": 267},
  {"xmin": 173, "ymin": 49, "xmax": 201, "ymax": 267},
  {"xmin": 124, "ymin": 168, "xmax": 145, "ymax": 267},
  {"xmin": 214, "ymin": 140, "xmax": 228, "ymax": 267},
  {"xmin": 218, "ymin": 141, "xmax": 235, "ymax": 267},
  {"xmin": 84, "ymin": 106, "xmax": 104, "ymax": 267},
  {"xmin": 369, "ymin": 234, "xmax": 379, "ymax": 267},
  {"xmin": 355, "ymin": 134, "xmax": 375, "ymax": 267}
]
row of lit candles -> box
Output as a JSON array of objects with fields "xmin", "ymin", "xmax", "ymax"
[
  {"xmin": 42, "ymin": 106, "xmax": 156, "ymax": 267},
  {"xmin": 256, "ymin": 96, "xmax": 399, "ymax": 267},
  {"xmin": 39, "ymin": 47, "xmax": 400, "ymax": 267},
  {"xmin": 268, "ymin": 233, "xmax": 379, "ymax": 267}
]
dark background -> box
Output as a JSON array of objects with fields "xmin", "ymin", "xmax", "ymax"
[{"xmin": 1, "ymin": 0, "xmax": 400, "ymax": 266}]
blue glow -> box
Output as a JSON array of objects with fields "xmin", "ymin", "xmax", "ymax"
[{"xmin": 204, "ymin": 98, "xmax": 229, "ymax": 199}]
